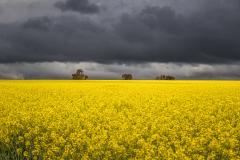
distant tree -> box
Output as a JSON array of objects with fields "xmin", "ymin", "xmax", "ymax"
[
  {"xmin": 72, "ymin": 69, "xmax": 89, "ymax": 80},
  {"xmin": 167, "ymin": 75, "xmax": 175, "ymax": 80},
  {"xmin": 122, "ymin": 73, "xmax": 133, "ymax": 80},
  {"xmin": 156, "ymin": 75, "xmax": 175, "ymax": 80}
]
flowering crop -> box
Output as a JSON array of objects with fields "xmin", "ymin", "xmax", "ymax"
[{"xmin": 0, "ymin": 80, "xmax": 240, "ymax": 159}]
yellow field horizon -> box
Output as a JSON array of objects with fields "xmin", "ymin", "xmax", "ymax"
[{"xmin": 0, "ymin": 80, "xmax": 240, "ymax": 159}]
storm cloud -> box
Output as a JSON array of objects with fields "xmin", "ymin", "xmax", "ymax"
[
  {"xmin": 55, "ymin": 0, "xmax": 100, "ymax": 14},
  {"xmin": 0, "ymin": 0, "xmax": 240, "ymax": 79}
]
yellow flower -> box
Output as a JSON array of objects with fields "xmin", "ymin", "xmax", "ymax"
[
  {"xmin": 23, "ymin": 151, "xmax": 29, "ymax": 157},
  {"xmin": 0, "ymin": 80, "xmax": 239, "ymax": 159}
]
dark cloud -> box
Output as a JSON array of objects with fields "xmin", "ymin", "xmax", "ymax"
[
  {"xmin": 0, "ymin": 16, "xmax": 112, "ymax": 63},
  {"xmin": 114, "ymin": 5, "xmax": 240, "ymax": 63},
  {"xmin": 0, "ymin": 0, "xmax": 240, "ymax": 65},
  {"xmin": 23, "ymin": 16, "xmax": 52, "ymax": 31},
  {"xmin": 55, "ymin": 0, "xmax": 100, "ymax": 14}
]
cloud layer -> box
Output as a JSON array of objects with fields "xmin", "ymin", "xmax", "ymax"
[
  {"xmin": 0, "ymin": 0, "xmax": 239, "ymax": 64},
  {"xmin": 1, "ymin": 62, "xmax": 239, "ymax": 80},
  {"xmin": 0, "ymin": 0, "xmax": 240, "ymax": 79}
]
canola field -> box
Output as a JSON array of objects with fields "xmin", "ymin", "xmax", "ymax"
[{"xmin": 0, "ymin": 80, "xmax": 240, "ymax": 159}]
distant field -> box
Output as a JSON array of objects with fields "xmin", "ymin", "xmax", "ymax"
[{"xmin": 0, "ymin": 80, "xmax": 240, "ymax": 159}]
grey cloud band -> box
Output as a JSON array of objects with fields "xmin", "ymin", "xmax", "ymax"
[{"xmin": 0, "ymin": 0, "xmax": 239, "ymax": 64}]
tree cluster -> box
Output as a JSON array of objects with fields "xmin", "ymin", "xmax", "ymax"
[
  {"xmin": 122, "ymin": 74, "xmax": 133, "ymax": 80},
  {"xmin": 156, "ymin": 75, "xmax": 175, "ymax": 80},
  {"xmin": 72, "ymin": 69, "xmax": 88, "ymax": 80}
]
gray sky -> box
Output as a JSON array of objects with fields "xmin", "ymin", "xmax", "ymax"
[{"xmin": 0, "ymin": 0, "xmax": 240, "ymax": 79}]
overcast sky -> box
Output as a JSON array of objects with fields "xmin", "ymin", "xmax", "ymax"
[{"xmin": 0, "ymin": 0, "xmax": 240, "ymax": 79}]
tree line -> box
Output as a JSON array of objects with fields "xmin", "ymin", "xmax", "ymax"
[{"xmin": 72, "ymin": 69, "xmax": 176, "ymax": 80}]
